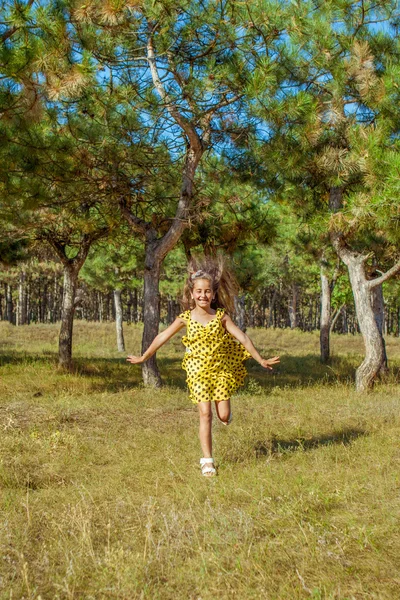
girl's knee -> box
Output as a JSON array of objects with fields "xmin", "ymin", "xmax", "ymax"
[
  {"xmin": 215, "ymin": 399, "xmax": 230, "ymax": 422},
  {"xmin": 198, "ymin": 402, "xmax": 212, "ymax": 422}
]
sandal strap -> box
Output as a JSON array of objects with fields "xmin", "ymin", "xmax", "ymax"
[
  {"xmin": 201, "ymin": 466, "xmax": 216, "ymax": 475},
  {"xmin": 200, "ymin": 458, "xmax": 214, "ymax": 465}
]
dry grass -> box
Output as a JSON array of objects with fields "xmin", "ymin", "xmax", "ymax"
[{"xmin": 1, "ymin": 322, "xmax": 400, "ymax": 599}]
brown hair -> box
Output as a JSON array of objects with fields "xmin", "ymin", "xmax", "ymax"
[{"xmin": 182, "ymin": 255, "xmax": 238, "ymax": 314}]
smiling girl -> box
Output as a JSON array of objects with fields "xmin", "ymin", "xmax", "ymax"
[{"xmin": 127, "ymin": 256, "xmax": 279, "ymax": 477}]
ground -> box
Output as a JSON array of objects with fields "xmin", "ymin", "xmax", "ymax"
[{"xmin": 1, "ymin": 321, "xmax": 400, "ymax": 599}]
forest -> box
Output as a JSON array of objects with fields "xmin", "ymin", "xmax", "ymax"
[
  {"xmin": 2, "ymin": 2, "xmax": 400, "ymax": 598},
  {"xmin": 1, "ymin": 0, "xmax": 400, "ymax": 390}
]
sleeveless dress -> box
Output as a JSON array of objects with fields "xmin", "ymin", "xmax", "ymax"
[{"xmin": 178, "ymin": 308, "xmax": 251, "ymax": 404}]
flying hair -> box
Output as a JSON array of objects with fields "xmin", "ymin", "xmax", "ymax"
[{"xmin": 182, "ymin": 255, "xmax": 239, "ymax": 315}]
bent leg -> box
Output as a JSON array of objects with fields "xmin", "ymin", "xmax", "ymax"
[{"xmin": 215, "ymin": 399, "xmax": 231, "ymax": 425}]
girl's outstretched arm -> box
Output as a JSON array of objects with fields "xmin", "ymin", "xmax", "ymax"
[
  {"xmin": 222, "ymin": 314, "xmax": 280, "ymax": 370},
  {"xmin": 127, "ymin": 317, "xmax": 186, "ymax": 364}
]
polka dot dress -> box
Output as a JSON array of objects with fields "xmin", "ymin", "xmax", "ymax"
[{"xmin": 178, "ymin": 308, "xmax": 251, "ymax": 404}]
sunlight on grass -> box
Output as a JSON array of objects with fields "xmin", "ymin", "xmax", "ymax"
[{"xmin": 1, "ymin": 322, "xmax": 400, "ymax": 599}]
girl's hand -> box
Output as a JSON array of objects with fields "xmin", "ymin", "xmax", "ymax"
[
  {"xmin": 259, "ymin": 356, "xmax": 280, "ymax": 370},
  {"xmin": 126, "ymin": 355, "xmax": 144, "ymax": 364}
]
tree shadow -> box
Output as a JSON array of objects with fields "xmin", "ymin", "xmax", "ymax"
[
  {"xmin": 254, "ymin": 428, "xmax": 367, "ymax": 458},
  {"xmin": 1, "ymin": 349, "xmax": 395, "ymax": 395},
  {"xmin": 245, "ymin": 354, "xmax": 357, "ymax": 389},
  {"xmin": 0, "ymin": 350, "xmax": 59, "ymax": 367}
]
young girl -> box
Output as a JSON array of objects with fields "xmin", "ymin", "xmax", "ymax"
[{"xmin": 127, "ymin": 257, "xmax": 280, "ymax": 477}]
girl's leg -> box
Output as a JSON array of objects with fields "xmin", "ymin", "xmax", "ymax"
[
  {"xmin": 198, "ymin": 401, "xmax": 213, "ymax": 457},
  {"xmin": 215, "ymin": 399, "xmax": 231, "ymax": 424}
]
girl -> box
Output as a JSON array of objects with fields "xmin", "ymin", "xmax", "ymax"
[{"xmin": 127, "ymin": 257, "xmax": 280, "ymax": 477}]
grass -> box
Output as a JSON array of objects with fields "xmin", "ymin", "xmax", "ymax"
[{"xmin": 1, "ymin": 321, "xmax": 400, "ymax": 599}]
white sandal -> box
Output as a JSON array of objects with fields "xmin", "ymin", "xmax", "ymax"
[{"xmin": 200, "ymin": 457, "xmax": 216, "ymax": 477}]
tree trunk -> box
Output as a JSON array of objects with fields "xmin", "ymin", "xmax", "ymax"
[
  {"xmin": 108, "ymin": 292, "xmax": 114, "ymax": 321},
  {"xmin": 52, "ymin": 274, "xmax": 58, "ymax": 323},
  {"xmin": 132, "ymin": 288, "xmax": 138, "ymax": 323},
  {"xmin": 18, "ymin": 271, "xmax": 27, "ymax": 325},
  {"xmin": 6, "ymin": 284, "xmax": 14, "ymax": 324},
  {"xmin": 26, "ymin": 280, "xmax": 31, "ymax": 324},
  {"xmin": 288, "ymin": 283, "xmax": 298, "ymax": 329},
  {"xmin": 248, "ymin": 300, "xmax": 255, "ymax": 328},
  {"xmin": 141, "ymin": 256, "xmax": 162, "ymax": 387},
  {"xmin": 121, "ymin": 140, "xmax": 203, "ymax": 387},
  {"xmin": 347, "ymin": 258, "xmax": 385, "ymax": 390},
  {"xmin": 59, "ymin": 265, "xmax": 78, "ymax": 369},
  {"xmin": 167, "ymin": 297, "xmax": 174, "ymax": 325},
  {"xmin": 114, "ymin": 289, "xmax": 125, "ymax": 352},
  {"xmin": 329, "ymin": 186, "xmax": 391, "ymax": 391},
  {"xmin": 40, "ymin": 278, "xmax": 47, "ymax": 323},
  {"xmin": 269, "ymin": 288, "xmax": 278, "ymax": 327},
  {"xmin": 371, "ymin": 283, "xmax": 388, "ymax": 375},
  {"xmin": 330, "ymin": 303, "xmax": 345, "ymax": 333},
  {"xmin": 320, "ymin": 265, "xmax": 331, "ymax": 363},
  {"xmin": 234, "ymin": 295, "xmax": 246, "ymax": 332},
  {"xmin": 306, "ymin": 297, "xmax": 313, "ymax": 332},
  {"xmin": 98, "ymin": 292, "xmax": 103, "ymax": 322}
]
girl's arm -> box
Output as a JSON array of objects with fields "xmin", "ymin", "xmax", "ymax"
[
  {"xmin": 127, "ymin": 317, "xmax": 186, "ymax": 364},
  {"xmin": 221, "ymin": 314, "xmax": 280, "ymax": 370}
]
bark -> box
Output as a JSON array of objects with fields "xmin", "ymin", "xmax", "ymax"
[
  {"xmin": 18, "ymin": 271, "xmax": 27, "ymax": 325},
  {"xmin": 248, "ymin": 300, "xmax": 255, "ymax": 328},
  {"xmin": 114, "ymin": 289, "xmax": 125, "ymax": 352},
  {"xmin": 131, "ymin": 289, "xmax": 138, "ymax": 323},
  {"xmin": 43, "ymin": 233, "xmax": 102, "ymax": 368},
  {"xmin": 371, "ymin": 283, "xmax": 388, "ymax": 374},
  {"xmin": 329, "ymin": 187, "xmax": 394, "ymax": 391},
  {"xmin": 306, "ymin": 297, "xmax": 313, "ymax": 332},
  {"xmin": 141, "ymin": 257, "xmax": 162, "ymax": 386},
  {"xmin": 167, "ymin": 297, "xmax": 174, "ymax": 325},
  {"xmin": 330, "ymin": 304, "xmax": 345, "ymax": 333},
  {"xmin": 234, "ymin": 295, "xmax": 246, "ymax": 332},
  {"xmin": 268, "ymin": 288, "xmax": 277, "ymax": 327},
  {"xmin": 53, "ymin": 274, "xmax": 58, "ymax": 322},
  {"xmin": 6, "ymin": 284, "xmax": 14, "ymax": 324},
  {"xmin": 26, "ymin": 280, "xmax": 30, "ymax": 324},
  {"xmin": 348, "ymin": 258, "xmax": 386, "ymax": 390},
  {"xmin": 98, "ymin": 292, "xmax": 103, "ymax": 322},
  {"xmin": 288, "ymin": 283, "xmax": 299, "ymax": 329},
  {"xmin": 40, "ymin": 280, "xmax": 47, "ymax": 323},
  {"xmin": 320, "ymin": 265, "xmax": 331, "ymax": 363},
  {"xmin": 108, "ymin": 292, "xmax": 114, "ymax": 321},
  {"xmin": 59, "ymin": 265, "xmax": 78, "ymax": 369}
]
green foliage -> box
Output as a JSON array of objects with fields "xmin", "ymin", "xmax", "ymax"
[
  {"xmin": 1, "ymin": 0, "xmax": 399, "ymax": 314},
  {"xmin": 81, "ymin": 234, "xmax": 144, "ymax": 291}
]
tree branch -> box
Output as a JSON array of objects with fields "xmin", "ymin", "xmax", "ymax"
[
  {"xmin": 119, "ymin": 198, "xmax": 151, "ymax": 237},
  {"xmin": 147, "ymin": 34, "xmax": 202, "ymax": 150},
  {"xmin": 42, "ymin": 235, "xmax": 68, "ymax": 265},
  {"xmin": 368, "ymin": 260, "xmax": 400, "ymax": 289},
  {"xmin": 1, "ymin": 0, "xmax": 35, "ymax": 43}
]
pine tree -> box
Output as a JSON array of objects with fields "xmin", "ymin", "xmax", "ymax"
[
  {"xmin": 236, "ymin": 0, "xmax": 400, "ymax": 389},
  {"xmin": 67, "ymin": 0, "xmax": 248, "ymax": 384}
]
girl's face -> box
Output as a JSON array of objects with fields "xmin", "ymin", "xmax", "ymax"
[{"xmin": 191, "ymin": 278, "xmax": 214, "ymax": 309}]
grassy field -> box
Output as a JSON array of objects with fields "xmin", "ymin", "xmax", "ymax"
[{"xmin": 1, "ymin": 321, "xmax": 400, "ymax": 600}]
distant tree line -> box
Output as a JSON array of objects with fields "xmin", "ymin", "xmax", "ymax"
[{"xmin": 1, "ymin": 265, "xmax": 399, "ymax": 336}]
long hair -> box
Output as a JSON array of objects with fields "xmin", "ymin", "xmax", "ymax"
[{"xmin": 182, "ymin": 255, "xmax": 238, "ymax": 314}]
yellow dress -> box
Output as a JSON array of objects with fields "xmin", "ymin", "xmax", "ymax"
[{"xmin": 178, "ymin": 308, "xmax": 251, "ymax": 404}]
